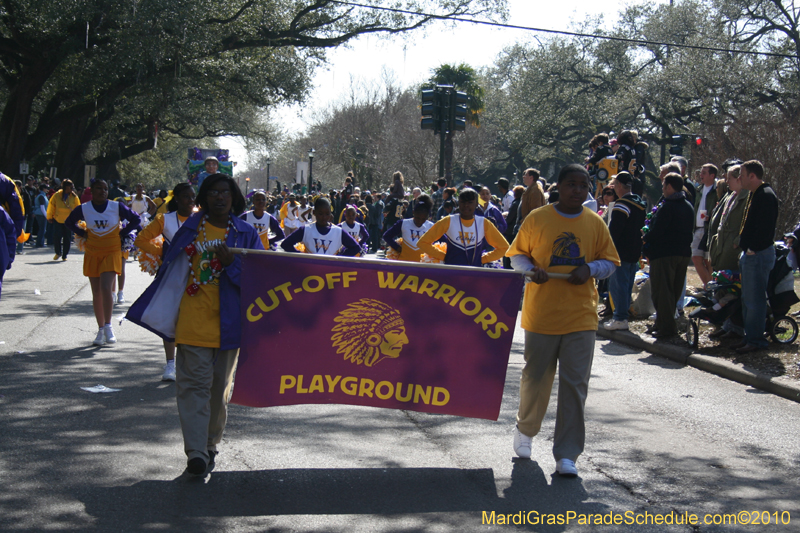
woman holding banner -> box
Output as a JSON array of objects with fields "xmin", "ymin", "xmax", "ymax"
[{"xmin": 126, "ymin": 173, "xmax": 263, "ymax": 477}]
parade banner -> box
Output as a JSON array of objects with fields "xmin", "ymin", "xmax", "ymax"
[{"xmin": 231, "ymin": 252, "xmax": 525, "ymax": 420}]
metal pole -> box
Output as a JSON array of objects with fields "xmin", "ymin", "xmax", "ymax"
[
  {"xmin": 308, "ymin": 157, "xmax": 313, "ymax": 195},
  {"xmin": 439, "ymin": 129, "xmax": 446, "ymax": 178},
  {"xmin": 228, "ymin": 248, "xmax": 570, "ymax": 279}
]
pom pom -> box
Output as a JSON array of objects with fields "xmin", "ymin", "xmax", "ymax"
[
  {"xmin": 74, "ymin": 235, "xmax": 87, "ymax": 252},
  {"xmin": 385, "ymin": 238, "xmax": 403, "ymax": 261},
  {"xmin": 121, "ymin": 231, "xmax": 137, "ymax": 252},
  {"xmin": 138, "ymin": 251, "xmax": 162, "ymax": 276},
  {"xmin": 420, "ymin": 242, "xmax": 446, "ymax": 264},
  {"xmin": 294, "ymin": 242, "xmax": 307, "ymax": 253}
]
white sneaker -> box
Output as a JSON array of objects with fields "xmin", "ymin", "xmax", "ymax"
[
  {"xmin": 103, "ymin": 325, "xmax": 117, "ymax": 344},
  {"xmin": 117, "ymin": 291, "xmax": 125, "ymax": 304},
  {"xmin": 513, "ymin": 427, "xmax": 532, "ymax": 459},
  {"xmin": 162, "ymin": 361, "xmax": 176, "ymax": 382},
  {"xmin": 92, "ymin": 329, "xmax": 105, "ymax": 346},
  {"xmin": 556, "ymin": 458, "xmax": 578, "ymax": 477},
  {"xmin": 111, "ymin": 292, "xmax": 116, "ymax": 304},
  {"xmin": 604, "ymin": 319, "xmax": 629, "ymax": 331}
]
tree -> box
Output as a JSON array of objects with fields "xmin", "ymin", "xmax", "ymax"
[
  {"xmin": 0, "ymin": 0, "xmax": 509, "ymax": 176},
  {"xmin": 714, "ymin": 0, "xmax": 800, "ymax": 118},
  {"xmin": 427, "ymin": 63, "xmax": 485, "ymax": 181}
]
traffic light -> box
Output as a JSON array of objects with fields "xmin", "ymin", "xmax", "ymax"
[
  {"xmin": 421, "ymin": 89, "xmax": 439, "ymax": 132},
  {"xmin": 450, "ymin": 90, "xmax": 468, "ymax": 132},
  {"xmin": 669, "ymin": 134, "xmax": 684, "ymax": 156}
]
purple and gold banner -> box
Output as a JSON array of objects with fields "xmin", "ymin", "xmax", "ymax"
[{"xmin": 231, "ymin": 252, "xmax": 524, "ymax": 420}]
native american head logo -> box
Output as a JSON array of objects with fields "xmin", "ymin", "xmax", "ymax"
[{"xmin": 331, "ymin": 299, "xmax": 409, "ymax": 367}]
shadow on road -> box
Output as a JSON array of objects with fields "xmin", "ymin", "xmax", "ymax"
[{"xmin": 75, "ymin": 464, "xmax": 603, "ymax": 531}]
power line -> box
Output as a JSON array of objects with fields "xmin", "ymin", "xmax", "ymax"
[{"xmin": 330, "ymin": 0, "xmax": 797, "ymax": 60}]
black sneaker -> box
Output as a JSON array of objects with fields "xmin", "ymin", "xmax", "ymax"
[
  {"xmin": 207, "ymin": 450, "xmax": 217, "ymax": 471},
  {"xmin": 187, "ymin": 457, "xmax": 207, "ymax": 476}
]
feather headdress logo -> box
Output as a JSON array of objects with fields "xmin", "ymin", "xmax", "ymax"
[{"xmin": 331, "ymin": 298, "xmax": 409, "ymax": 367}]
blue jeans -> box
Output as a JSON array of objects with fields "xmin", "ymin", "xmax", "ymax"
[
  {"xmin": 740, "ymin": 246, "xmax": 775, "ymax": 348},
  {"xmin": 34, "ymin": 215, "xmax": 47, "ymax": 247},
  {"xmin": 609, "ymin": 261, "xmax": 638, "ymax": 321}
]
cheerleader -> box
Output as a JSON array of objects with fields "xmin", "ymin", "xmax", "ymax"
[
  {"xmin": 417, "ymin": 188, "xmax": 509, "ymax": 267},
  {"xmin": 129, "ymin": 183, "xmax": 157, "ymax": 225},
  {"xmin": 281, "ymin": 194, "xmax": 302, "ymax": 236},
  {"xmin": 338, "ymin": 206, "xmax": 369, "ymax": 252},
  {"xmin": 65, "ymin": 179, "xmax": 141, "ymax": 345},
  {"xmin": 239, "ymin": 191, "xmax": 284, "ymax": 249},
  {"xmin": 281, "ymin": 197, "xmax": 361, "ymax": 256},
  {"xmin": 477, "ymin": 186, "xmax": 508, "ymax": 234},
  {"xmin": 134, "ymin": 182, "xmax": 195, "ymax": 381},
  {"xmin": 383, "ymin": 194, "xmax": 434, "ymax": 262}
]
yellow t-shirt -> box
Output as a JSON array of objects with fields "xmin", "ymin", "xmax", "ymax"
[
  {"xmin": 506, "ymin": 205, "xmax": 620, "ymax": 335},
  {"xmin": 175, "ymin": 223, "xmax": 227, "ymax": 347}
]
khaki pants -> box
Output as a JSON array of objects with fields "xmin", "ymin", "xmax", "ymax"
[
  {"xmin": 176, "ymin": 344, "xmax": 240, "ymax": 463},
  {"xmin": 516, "ymin": 330, "xmax": 596, "ymax": 462}
]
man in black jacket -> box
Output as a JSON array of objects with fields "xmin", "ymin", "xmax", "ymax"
[
  {"xmin": 642, "ymin": 173, "xmax": 694, "ymax": 337},
  {"xmin": 734, "ymin": 160, "xmax": 779, "ymax": 353},
  {"xmin": 604, "ymin": 172, "xmax": 647, "ymax": 330}
]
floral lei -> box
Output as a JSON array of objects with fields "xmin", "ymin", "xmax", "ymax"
[
  {"xmin": 183, "ymin": 215, "xmax": 233, "ymax": 296},
  {"xmin": 641, "ymin": 199, "xmax": 665, "ymax": 235}
]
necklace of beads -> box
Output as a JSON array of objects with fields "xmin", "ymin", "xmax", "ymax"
[
  {"xmin": 458, "ymin": 215, "xmax": 478, "ymax": 266},
  {"xmin": 184, "ymin": 215, "xmax": 233, "ymax": 296},
  {"xmin": 641, "ymin": 199, "xmax": 665, "ymax": 235}
]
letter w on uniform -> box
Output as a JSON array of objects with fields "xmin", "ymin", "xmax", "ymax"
[
  {"xmin": 94, "ymin": 220, "xmax": 109, "ymax": 229},
  {"xmin": 410, "ymin": 229, "xmax": 423, "ymax": 242},
  {"xmin": 313, "ymin": 238, "xmax": 332, "ymax": 253},
  {"xmin": 458, "ymin": 231, "xmax": 475, "ymax": 245}
]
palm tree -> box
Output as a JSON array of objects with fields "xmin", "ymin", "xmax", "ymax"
[{"xmin": 427, "ymin": 63, "xmax": 485, "ymax": 182}]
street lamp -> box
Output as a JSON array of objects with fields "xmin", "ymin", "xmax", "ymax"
[
  {"xmin": 307, "ymin": 148, "xmax": 315, "ymax": 194},
  {"xmin": 266, "ymin": 156, "xmax": 272, "ymax": 192}
]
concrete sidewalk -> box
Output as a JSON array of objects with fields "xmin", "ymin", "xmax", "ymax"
[{"xmin": 597, "ymin": 326, "xmax": 800, "ymax": 403}]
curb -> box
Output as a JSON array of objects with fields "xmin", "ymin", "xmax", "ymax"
[{"xmin": 597, "ymin": 328, "xmax": 800, "ymax": 404}]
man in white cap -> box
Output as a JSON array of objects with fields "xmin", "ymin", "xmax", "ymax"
[{"xmin": 197, "ymin": 157, "xmax": 219, "ymax": 188}]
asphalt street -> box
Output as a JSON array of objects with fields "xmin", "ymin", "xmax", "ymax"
[{"xmin": 2, "ymin": 246, "xmax": 799, "ymax": 532}]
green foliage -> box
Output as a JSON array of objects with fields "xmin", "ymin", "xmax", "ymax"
[
  {"xmin": 0, "ymin": 0, "xmax": 510, "ymax": 174},
  {"xmin": 116, "ymin": 134, "xmax": 218, "ymax": 190},
  {"xmin": 429, "ymin": 63, "xmax": 485, "ymax": 126}
]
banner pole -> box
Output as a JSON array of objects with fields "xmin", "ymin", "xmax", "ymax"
[{"xmin": 228, "ymin": 248, "xmax": 571, "ymax": 280}]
